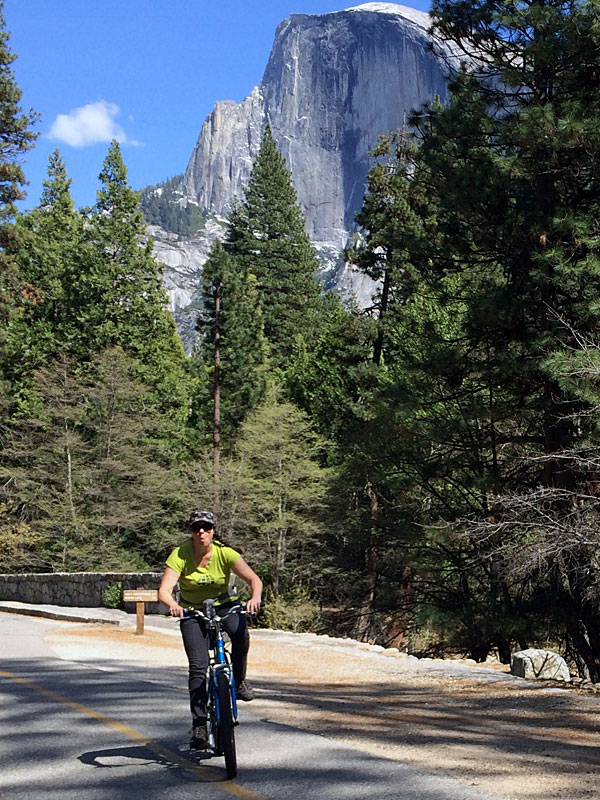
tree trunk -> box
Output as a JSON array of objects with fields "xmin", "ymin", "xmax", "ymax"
[
  {"xmin": 494, "ymin": 634, "xmax": 512, "ymax": 665},
  {"xmin": 213, "ymin": 290, "xmax": 221, "ymax": 511},
  {"xmin": 372, "ymin": 263, "xmax": 390, "ymax": 368},
  {"xmin": 354, "ymin": 478, "xmax": 380, "ymax": 642},
  {"xmin": 564, "ymin": 612, "xmax": 600, "ymax": 683},
  {"xmin": 354, "ymin": 271, "xmax": 388, "ymax": 641}
]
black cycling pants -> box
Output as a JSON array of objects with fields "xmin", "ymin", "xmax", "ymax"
[{"xmin": 180, "ymin": 610, "xmax": 249, "ymax": 727}]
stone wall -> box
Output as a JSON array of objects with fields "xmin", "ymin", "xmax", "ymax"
[{"xmin": 0, "ymin": 572, "xmax": 167, "ymax": 613}]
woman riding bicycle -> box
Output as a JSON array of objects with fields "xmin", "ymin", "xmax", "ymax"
[{"xmin": 158, "ymin": 509, "xmax": 263, "ymax": 749}]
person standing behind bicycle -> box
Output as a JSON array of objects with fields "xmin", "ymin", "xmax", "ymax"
[{"xmin": 158, "ymin": 509, "xmax": 263, "ymax": 749}]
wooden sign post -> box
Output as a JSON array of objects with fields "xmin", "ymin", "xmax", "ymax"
[{"xmin": 122, "ymin": 588, "xmax": 159, "ymax": 635}]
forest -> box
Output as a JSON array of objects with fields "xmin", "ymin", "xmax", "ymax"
[{"xmin": 3, "ymin": 0, "xmax": 600, "ymax": 680}]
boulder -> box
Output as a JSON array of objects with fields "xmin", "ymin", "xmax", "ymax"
[{"xmin": 510, "ymin": 648, "xmax": 571, "ymax": 682}]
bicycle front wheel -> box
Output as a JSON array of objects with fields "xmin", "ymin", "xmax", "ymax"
[{"xmin": 216, "ymin": 671, "xmax": 237, "ymax": 778}]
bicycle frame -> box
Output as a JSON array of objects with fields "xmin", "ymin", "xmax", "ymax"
[{"xmin": 203, "ymin": 603, "xmax": 239, "ymax": 748}]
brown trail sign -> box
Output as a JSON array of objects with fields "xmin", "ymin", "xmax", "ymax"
[{"xmin": 122, "ymin": 588, "xmax": 159, "ymax": 635}]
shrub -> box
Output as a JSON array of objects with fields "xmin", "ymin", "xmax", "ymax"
[
  {"xmin": 261, "ymin": 587, "xmax": 322, "ymax": 633},
  {"xmin": 102, "ymin": 581, "xmax": 123, "ymax": 609}
]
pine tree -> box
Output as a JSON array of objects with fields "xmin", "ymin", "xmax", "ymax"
[
  {"xmin": 284, "ymin": 293, "xmax": 386, "ymax": 638},
  {"xmin": 0, "ymin": 1, "xmax": 38, "ymax": 398},
  {"xmin": 226, "ymin": 387, "xmax": 330, "ymax": 599},
  {"xmin": 191, "ymin": 239, "xmax": 267, "ymax": 498},
  {"xmin": 12, "ymin": 150, "xmax": 89, "ymax": 376},
  {"xmin": 285, "ymin": 293, "xmax": 377, "ymax": 439},
  {"xmin": 85, "ymin": 140, "xmax": 188, "ymax": 422},
  {"xmin": 225, "ymin": 126, "xmax": 322, "ymax": 369}
]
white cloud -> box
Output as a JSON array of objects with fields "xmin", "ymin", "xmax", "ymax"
[{"xmin": 47, "ymin": 101, "xmax": 143, "ymax": 148}]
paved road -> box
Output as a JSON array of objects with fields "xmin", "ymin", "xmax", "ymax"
[{"xmin": 0, "ymin": 613, "xmax": 504, "ymax": 800}]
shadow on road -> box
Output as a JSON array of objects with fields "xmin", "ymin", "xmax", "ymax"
[
  {"xmin": 79, "ymin": 744, "xmax": 173, "ymax": 768},
  {"xmin": 248, "ymin": 674, "xmax": 600, "ymax": 798}
]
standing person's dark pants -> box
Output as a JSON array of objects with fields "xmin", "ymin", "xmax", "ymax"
[{"xmin": 180, "ymin": 609, "xmax": 249, "ymax": 728}]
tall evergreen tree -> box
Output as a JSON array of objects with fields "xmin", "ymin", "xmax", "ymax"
[
  {"xmin": 85, "ymin": 140, "xmax": 188, "ymax": 422},
  {"xmin": 191, "ymin": 239, "xmax": 267, "ymax": 497},
  {"xmin": 225, "ymin": 126, "xmax": 321, "ymax": 369},
  {"xmin": 285, "ymin": 294, "xmax": 396, "ymax": 639},
  {"xmin": 0, "ymin": 1, "xmax": 38, "ymax": 399},
  {"xmin": 13, "ymin": 150, "xmax": 88, "ymax": 376},
  {"xmin": 227, "ymin": 387, "xmax": 330, "ymax": 599}
]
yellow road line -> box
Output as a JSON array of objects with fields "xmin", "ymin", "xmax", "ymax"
[{"xmin": 0, "ymin": 669, "xmax": 268, "ymax": 800}]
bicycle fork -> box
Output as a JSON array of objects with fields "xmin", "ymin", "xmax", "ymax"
[{"xmin": 206, "ymin": 634, "xmax": 238, "ymax": 751}]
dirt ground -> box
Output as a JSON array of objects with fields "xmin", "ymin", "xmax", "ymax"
[{"xmin": 44, "ymin": 622, "xmax": 600, "ymax": 800}]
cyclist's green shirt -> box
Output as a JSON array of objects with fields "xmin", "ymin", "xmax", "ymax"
[{"xmin": 166, "ymin": 539, "xmax": 241, "ymax": 607}]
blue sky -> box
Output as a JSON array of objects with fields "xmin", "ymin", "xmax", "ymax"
[{"xmin": 5, "ymin": 0, "xmax": 430, "ymax": 211}]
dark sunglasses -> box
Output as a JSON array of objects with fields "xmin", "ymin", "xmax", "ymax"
[{"xmin": 190, "ymin": 522, "xmax": 214, "ymax": 532}]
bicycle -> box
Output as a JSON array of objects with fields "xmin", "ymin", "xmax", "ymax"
[{"xmin": 174, "ymin": 599, "xmax": 248, "ymax": 779}]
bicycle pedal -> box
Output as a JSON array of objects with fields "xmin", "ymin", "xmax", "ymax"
[{"xmin": 177, "ymin": 742, "xmax": 212, "ymax": 757}]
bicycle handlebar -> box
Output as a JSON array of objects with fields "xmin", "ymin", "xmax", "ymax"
[
  {"xmin": 186, "ymin": 604, "xmax": 249, "ymax": 622},
  {"xmin": 165, "ymin": 601, "xmax": 250, "ymax": 624}
]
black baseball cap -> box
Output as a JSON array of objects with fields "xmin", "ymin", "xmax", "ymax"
[{"xmin": 187, "ymin": 510, "xmax": 216, "ymax": 528}]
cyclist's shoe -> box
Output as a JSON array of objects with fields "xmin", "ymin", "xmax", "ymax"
[
  {"xmin": 237, "ymin": 680, "xmax": 255, "ymax": 701},
  {"xmin": 189, "ymin": 726, "xmax": 208, "ymax": 750}
]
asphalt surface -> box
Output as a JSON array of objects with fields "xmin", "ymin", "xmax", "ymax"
[{"xmin": 0, "ymin": 603, "xmax": 508, "ymax": 799}]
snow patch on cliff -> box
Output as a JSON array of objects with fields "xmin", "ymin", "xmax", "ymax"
[{"xmin": 343, "ymin": 2, "xmax": 430, "ymax": 29}]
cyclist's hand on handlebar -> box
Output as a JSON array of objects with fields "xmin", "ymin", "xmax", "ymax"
[
  {"xmin": 245, "ymin": 597, "xmax": 262, "ymax": 615},
  {"xmin": 168, "ymin": 603, "xmax": 185, "ymax": 618}
]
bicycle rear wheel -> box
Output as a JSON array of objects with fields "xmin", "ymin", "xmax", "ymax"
[{"xmin": 215, "ymin": 671, "xmax": 237, "ymax": 778}]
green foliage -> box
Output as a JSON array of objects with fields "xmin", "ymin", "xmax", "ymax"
[
  {"xmin": 83, "ymin": 141, "xmax": 188, "ymax": 423},
  {"xmin": 0, "ymin": 349, "xmax": 193, "ymax": 571},
  {"xmin": 0, "ymin": 1, "xmax": 39, "ymax": 401},
  {"xmin": 0, "ymin": 505, "xmax": 45, "ymax": 573},
  {"xmin": 11, "ymin": 150, "xmax": 90, "ymax": 382},
  {"xmin": 102, "ymin": 581, "xmax": 123, "ymax": 609},
  {"xmin": 214, "ymin": 387, "xmax": 331, "ymax": 598},
  {"xmin": 285, "ymin": 293, "xmax": 377, "ymax": 441},
  {"xmin": 225, "ymin": 126, "xmax": 322, "ymax": 369},
  {"xmin": 341, "ymin": 0, "xmax": 600, "ymax": 664},
  {"xmin": 191, "ymin": 239, "xmax": 268, "ymax": 449},
  {"xmin": 261, "ymin": 587, "xmax": 323, "ymax": 633},
  {"xmin": 0, "ymin": 23, "xmax": 198, "ymax": 578},
  {"xmin": 139, "ymin": 175, "xmax": 208, "ymax": 236}
]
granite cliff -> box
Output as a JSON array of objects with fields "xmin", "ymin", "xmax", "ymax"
[{"xmin": 150, "ymin": 2, "xmax": 455, "ymax": 348}]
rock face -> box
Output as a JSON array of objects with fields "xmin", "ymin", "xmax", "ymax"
[
  {"xmin": 510, "ymin": 649, "xmax": 571, "ymax": 682},
  {"xmin": 149, "ymin": 220, "xmax": 226, "ymax": 352},
  {"xmin": 153, "ymin": 3, "xmax": 456, "ymax": 346},
  {"xmin": 182, "ymin": 4, "xmax": 451, "ymax": 252}
]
